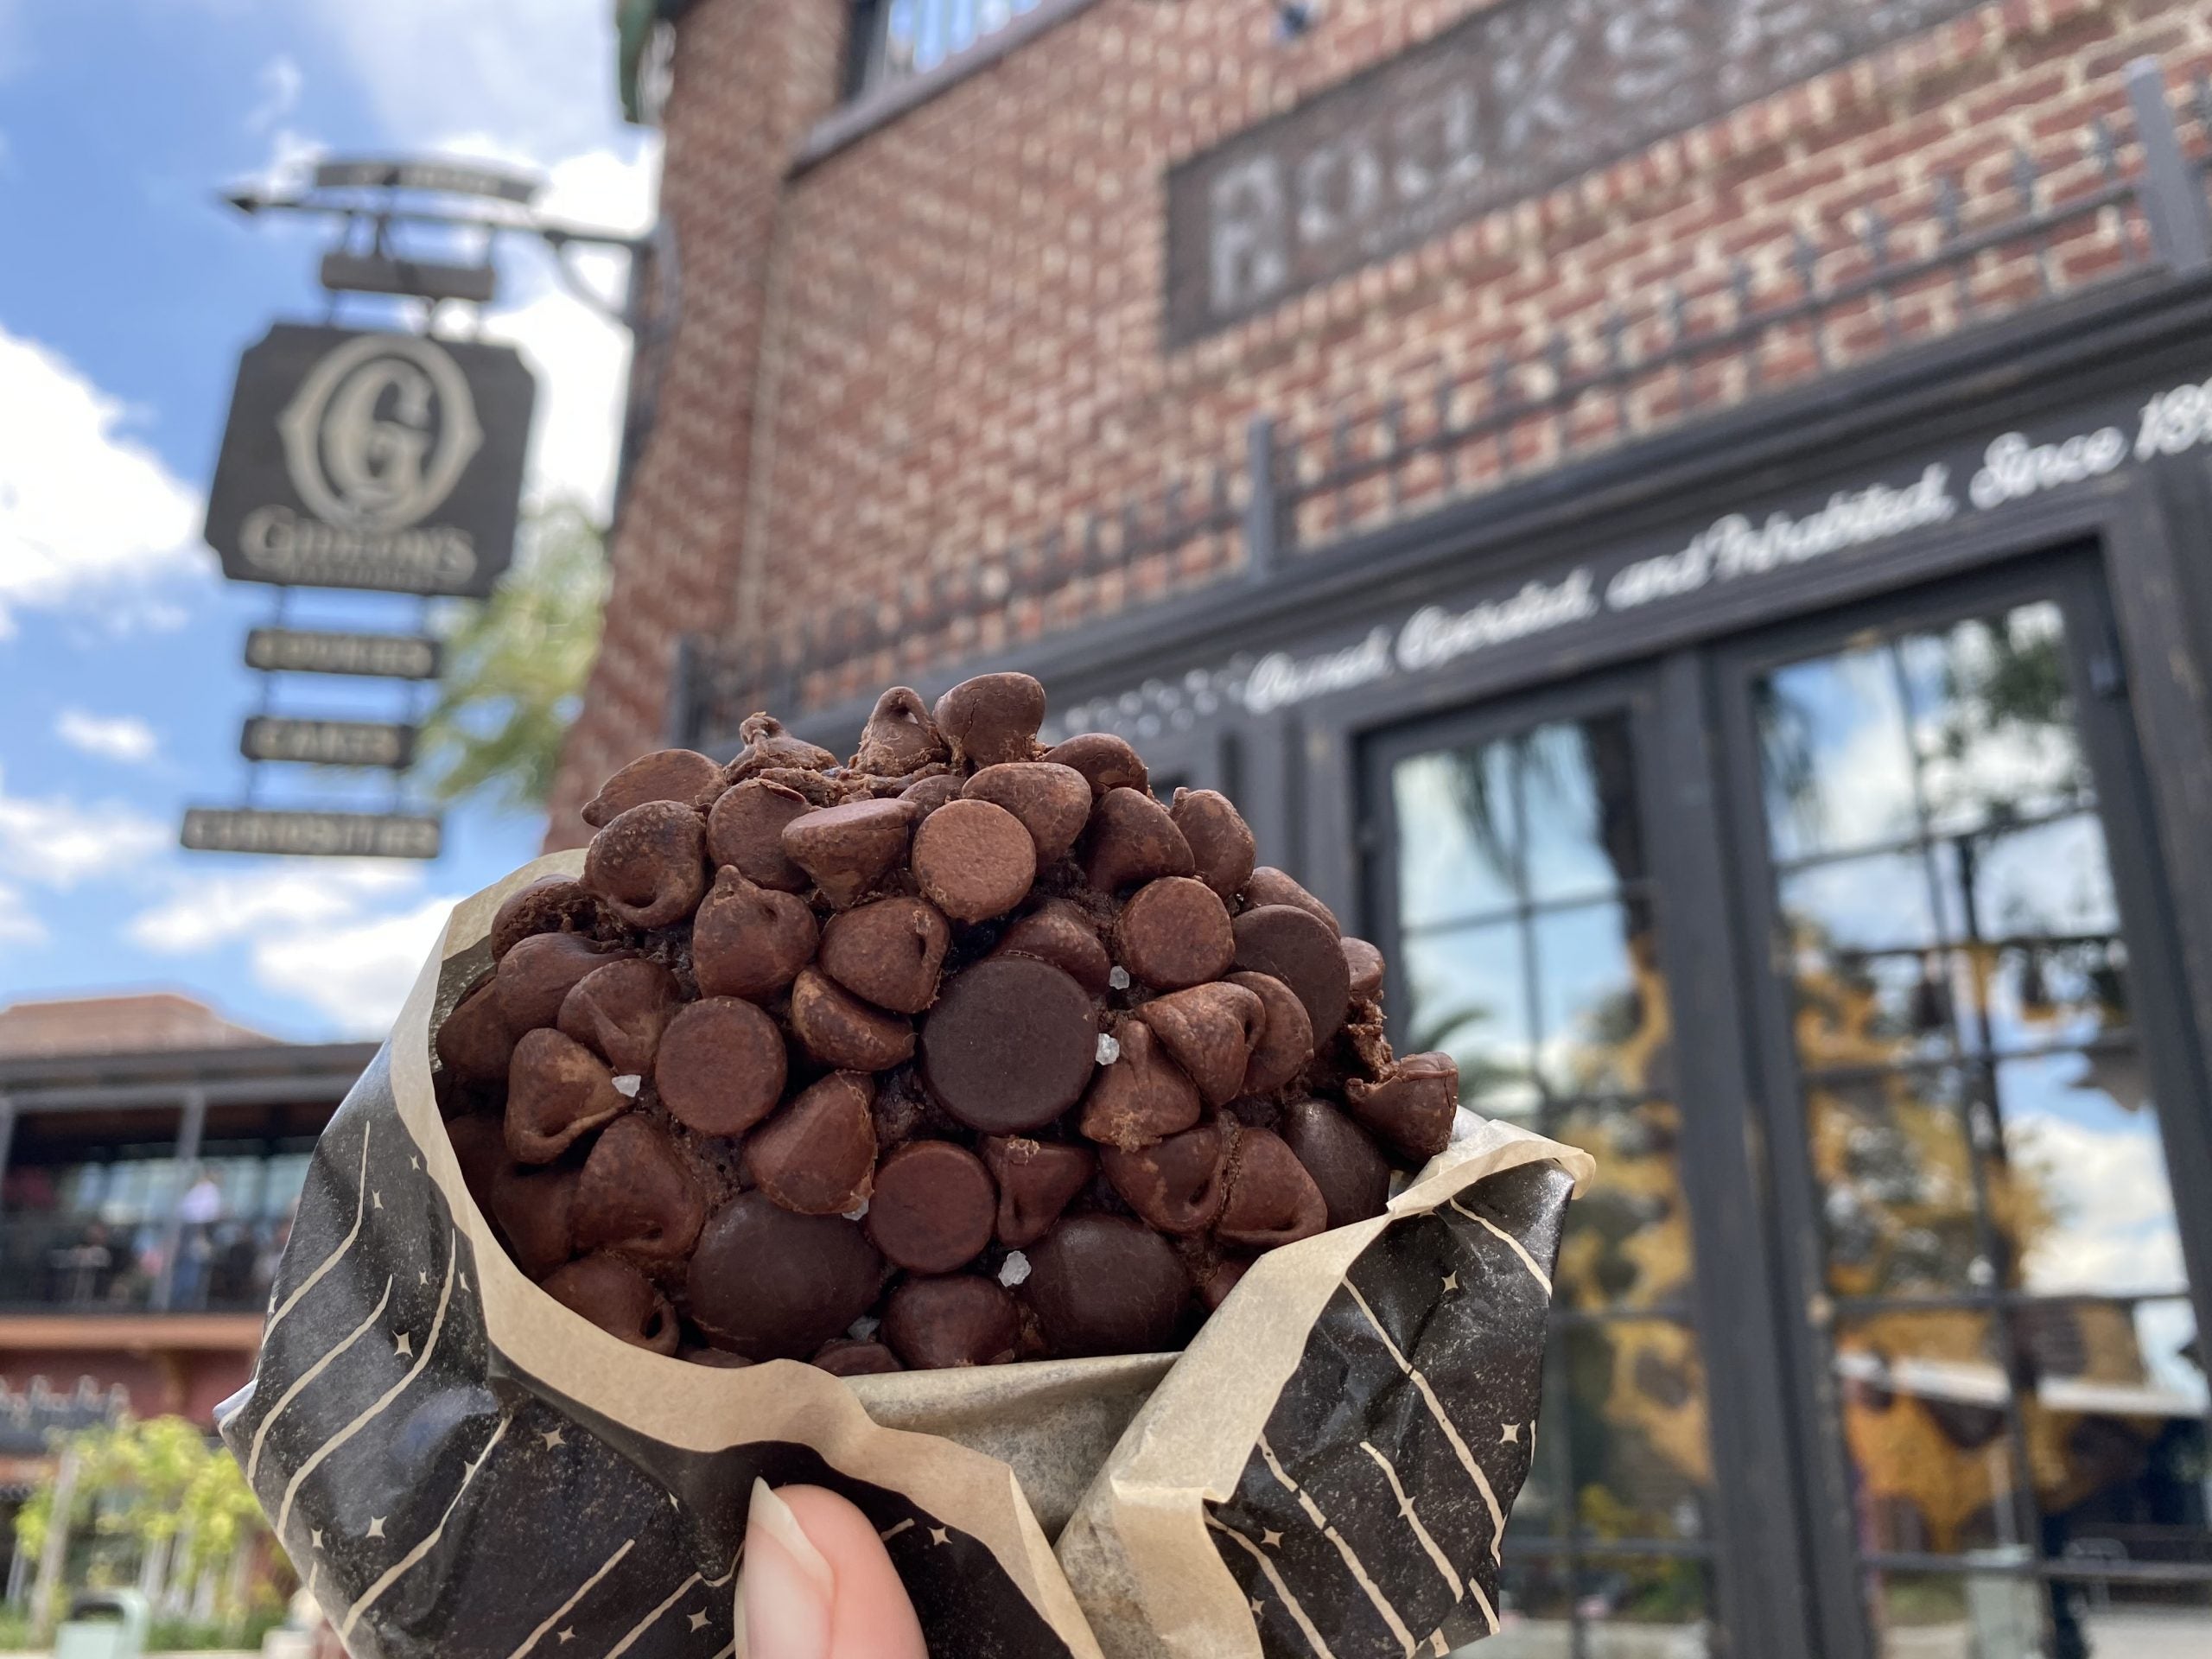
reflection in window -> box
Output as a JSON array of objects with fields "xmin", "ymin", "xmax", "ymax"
[{"xmin": 853, "ymin": 0, "xmax": 1046, "ymax": 94}]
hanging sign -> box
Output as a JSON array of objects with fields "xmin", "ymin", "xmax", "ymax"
[
  {"xmin": 204, "ymin": 324, "xmax": 536, "ymax": 597},
  {"xmin": 245, "ymin": 628, "xmax": 443, "ymax": 680},
  {"xmin": 181, "ymin": 808, "xmax": 443, "ymax": 860},
  {"xmin": 239, "ymin": 716, "xmax": 417, "ymax": 769}
]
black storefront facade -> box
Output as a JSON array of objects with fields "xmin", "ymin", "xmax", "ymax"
[{"xmin": 668, "ymin": 93, "xmax": 2212, "ymax": 1659}]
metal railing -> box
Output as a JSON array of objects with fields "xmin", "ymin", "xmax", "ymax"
[
  {"xmin": 683, "ymin": 56, "xmax": 2212, "ymax": 750},
  {"xmin": 0, "ymin": 1214, "xmax": 289, "ymax": 1314}
]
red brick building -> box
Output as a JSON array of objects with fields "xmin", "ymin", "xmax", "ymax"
[{"xmin": 568, "ymin": 3, "xmax": 2212, "ymax": 1652}]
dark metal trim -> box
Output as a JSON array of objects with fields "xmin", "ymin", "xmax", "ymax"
[{"xmin": 0, "ymin": 1041, "xmax": 378, "ymax": 1092}]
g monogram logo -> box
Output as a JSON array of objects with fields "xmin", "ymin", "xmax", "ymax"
[{"xmin": 277, "ymin": 334, "xmax": 484, "ymax": 531}]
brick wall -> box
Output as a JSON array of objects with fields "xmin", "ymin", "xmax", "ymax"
[{"xmin": 550, "ymin": 0, "xmax": 2212, "ymax": 846}]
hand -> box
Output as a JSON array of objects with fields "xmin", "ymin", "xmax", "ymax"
[{"xmin": 733, "ymin": 1480, "xmax": 928, "ymax": 1659}]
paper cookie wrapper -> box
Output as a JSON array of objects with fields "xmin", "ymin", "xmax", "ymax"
[{"xmin": 220, "ymin": 855, "xmax": 1592, "ymax": 1659}]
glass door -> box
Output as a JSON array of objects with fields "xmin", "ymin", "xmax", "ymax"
[{"xmin": 1719, "ymin": 556, "xmax": 2212, "ymax": 1658}]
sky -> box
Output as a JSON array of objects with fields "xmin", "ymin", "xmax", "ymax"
[{"xmin": 0, "ymin": 0, "xmax": 660, "ymax": 1041}]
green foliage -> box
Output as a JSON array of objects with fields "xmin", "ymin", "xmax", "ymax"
[{"xmin": 416, "ymin": 496, "xmax": 610, "ymax": 816}]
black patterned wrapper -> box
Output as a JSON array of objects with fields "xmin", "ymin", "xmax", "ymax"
[{"xmin": 219, "ymin": 855, "xmax": 1591, "ymax": 1659}]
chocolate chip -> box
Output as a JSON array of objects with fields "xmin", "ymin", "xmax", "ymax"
[
  {"xmin": 557, "ymin": 957, "xmax": 683, "ymax": 1074},
  {"xmin": 490, "ymin": 875, "xmax": 596, "ymax": 960},
  {"xmin": 443, "ymin": 1112, "xmax": 509, "ymax": 1215},
  {"xmin": 962, "ymin": 762, "xmax": 1093, "ymax": 862},
  {"xmin": 812, "ymin": 1338, "xmax": 904, "ymax": 1376},
  {"xmin": 692, "ymin": 868, "xmax": 819, "ymax": 1001},
  {"xmin": 437, "ymin": 976, "xmax": 516, "ymax": 1084},
  {"xmin": 584, "ymin": 799, "xmax": 710, "ymax": 929},
  {"xmin": 1103, "ymin": 1120, "xmax": 1230, "ymax": 1234},
  {"xmin": 1023, "ymin": 1215, "xmax": 1188, "ymax": 1357},
  {"xmin": 1216, "ymin": 1128, "xmax": 1329, "ymax": 1249},
  {"xmin": 779, "ymin": 797, "xmax": 917, "ymax": 907},
  {"xmin": 1043, "ymin": 733, "xmax": 1149, "ymax": 798},
  {"xmin": 883, "ymin": 1275, "xmax": 1022, "ymax": 1369},
  {"xmin": 920, "ymin": 956, "xmax": 1096, "ymax": 1133},
  {"xmin": 1226, "ymin": 970, "xmax": 1314, "ymax": 1096},
  {"xmin": 688, "ymin": 1192, "xmax": 884, "ymax": 1361},
  {"xmin": 1344, "ymin": 1051, "xmax": 1459, "ymax": 1160},
  {"xmin": 507, "ymin": 1028, "xmax": 630, "ymax": 1163},
  {"xmin": 866, "ymin": 1140, "xmax": 996, "ymax": 1271},
  {"xmin": 1170, "ymin": 789, "xmax": 1256, "ymax": 899},
  {"xmin": 574, "ymin": 1115, "xmax": 708, "ymax": 1262},
  {"xmin": 932, "ymin": 672, "xmax": 1046, "ymax": 769},
  {"xmin": 496, "ymin": 931, "xmax": 633, "ymax": 1033},
  {"xmin": 542, "ymin": 1255, "xmax": 680, "ymax": 1355},
  {"xmin": 705, "ymin": 779, "xmax": 815, "ymax": 892},
  {"xmin": 486, "ymin": 1162, "xmax": 577, "ymax": 1277},
  {"xmin": 582, "ymin": 748, "xmax": 725, "ymax": 829},
  {"xmin": 981, "ymin": 1136, "xmax": 1096, "ymax": 1247},
  {"xmin": 911, "ymin": 798, "xmax": 1036, "ymax": 924},
  {"xmin": 901, "ymin": 772, "xmax": 964, "ymax": 817},
  {"xmin": 1231, "ymin": 904, "xmax": 1351, "ymax": 1044},
  {"xmin": 1078, "ymin": 1016, "xmax": 1201, "ymax": 1150},
  {"xmin": 747, "ymin": 1072, "xmax": 878, "ymax": 1217},
  {"xmin": 991, "ymin": 899, "xmax": 1112, "ymax": 993},
  {"xmin": 854, "ymin": 686, "xmax": 948, "ymax": 776},
  {"xmin": 1193, "ymin": 1254, "xmax": 1251, "ymax": 1312},
  {"xmin": 818, "ymin": 896, "xmax": 951, "ymax": 1014},
  {"xmin": 790, "ymin": 966, "xmax": 916, "ymax": 1070},
  {"xmin": 1243, "ymin": 868, "xmax": 1341, "ymax": 934},
  {"xmin": 1115, "ymin": 876, "xmax": 1234, "ymax": 990},
  {"xmin": 654, "ymin": 997, "xmax": 787, "ymax": 1138},
  {"xmin": 870, "ymin": 1066, "xmax": 933, "ymax": 1148},
  {"xmin": 730, "ymin": 713, "xmax": 837, "ymax": 778},
  {"xmin": 1133, "ymin": 982, "xmax": 1265, "ymax": 1107},
  {"xmin": 1341, "ymin": 936, "xmax": 1386, "ymax": 1001},
  {"xmin": 1280, "ymin": 1098, "xmax": 1392, "ymax": 1229},
  {"xmin": 1084, "ymin": 787, "xmax": 1195, "ymax": 893}
]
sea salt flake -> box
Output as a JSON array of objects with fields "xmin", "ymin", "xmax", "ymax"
[
  {"xmin": 1108, "ymin": 966, "xmax": 1132, "ymax": 990},
  {"xmin": 847, "ymin": 1315, "xmax": 881, "ymax": 1340},
  {"xmin": 611, "ymin": 1074, "xmax": 644, "ymax": 1098},
  {"xmin": 997, "ymin": 1251, "xmax": 1032, "ymax": 1288},
  {"xmin": 842, "ymin": 1198, "xmax": 871, "ymax": 1222},
  {"xmin": 1095, "ymin": 1033, "xmax": 1122, "ymax": 1065}
]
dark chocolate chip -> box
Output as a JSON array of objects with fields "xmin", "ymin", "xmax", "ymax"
[
  {"xmin": 1226, "ymin": 970, "xmax": 1315, "ymax": 1096},
  {"xmin": 443, "ymin": 1112, "xmax": 509, "ymax": 1215},
  {"xmin": 1079, "ymin": 1016, "xmax": 1201, "ymax": 1150},
  {"xmin": 932, "ymin": 672, "xmax": 1046, "ymax": 769},
  {"xmin": 779, "ymin": 797, "xmax": 917, "ymax": 908},
  {"xmin": 901, "ymin": 772, "xmax": 964, "ymax": 817},
  {"xmin": 692, "ymin": 868, "xmax": 820, "ymax": 1001},
  {"xmin": 818, "ymin": 895, "xmax": 952, "ymax": 1014},
  {"xmin": 1193, "ymin": 1253, "xmax": 1251, "ymax": 1312},
  {"xmin": 688, "ymin": 1192, "xmax": 884, "ymax": 1361},
  {"xmin": 747, "ymin": 1071, "xmax": 878, "ymax": 1217},
  {"xmin": 980, "ymin": 1136, "xmax": 1096, "ymax": 1248},
  {"xmin": 1341, "ymin": 936, "xmax": 1386, "ymax": 1001},
  {"xmin": 437, "ymin": 976, "xmax": 516, "ymax": 1084},
  {"xmin": 870, "ymin": 1066, "xmax": 933, "ymax": 1148},
  {"xmin": 506, "ymin": 1028, "xmax": 630, "ymax": 1163},
  {"xmin": 1242, "ymin": 868, "xmax": 1341, "ymax": 935},
  {"xmin": 1132, "ymin": 982, "xmax": 1265, "ymax": 1107},
  {"xmin": 574, "ymin": 1114, "xmax": 707, "ymax": 1262},
  {"xmin": 911, "ymin": 797, "xmax": 1037, "ymax": 925},
  {"xmin": 812, "ymin": 1338, "xmax": 904, "ymax": 1376},
  {"xmin": 1102, "ymin": 1119, "xmax": 1230, "ymax": 1235},
  {"xmin": 486, "ymin": 1162, "xmax": 577, "ymax": 1277},
  {"xmin": 866, "ymin": 1139, "xmax": 996, "ymax": 1271},
  {"xmin": 1115, "ymin": 876, "xmax": 1235, "ymax": 990},
  {"xmin": 1083, "ymin": 787, "xmax": 1195, "ymax": 893},
  {"xmin": 584, "ymin": 799, "xmax": 711, "ymax": 929},
  {"xmin": 705, "ymin": 779, "xmax": 815, "ymax": 891},
  {"xmin": 490, "ymin": 875, "xmax": 596, "ymax": 960},
  {"xmin": 730, "ymin": 712, "xmax": 837, "ymax": 777},
  {"xmin": 1170, "ymin": 789, "xmax": 1256, "ymax": 900},
  {"xmin": 654, "ymin": 996, "xmax": 787, "ymax": 1138},
  {"xmin": 495, "ymin": 931, "xmax": 633, "ymax": 1034},
  {"xmin": 557, "ymin": 957, "xmax": 682, "ymax": 1075},
  {"xmin": 1231, "ymin": 904, "xmax": 1352, "ymax": 1044},
  {"xmin": 883, "ymin": 1275, "xmax": 1022, "ymax": 1369},
  {"xmin": 991, "ymin": 899, "xmax": 1112, "ymax": 994},
  {"xmin": 962, "ymin": 762, "xmax": 1094, "ymax": 862},
  {"xmin": 582, "ymin": 748, "xmax": 725, "ymax": 829},
  {"xmin": 542, "ymin": 1255, "xmax": 680, "ymax": 1354},
  {"xmin": 920, "ymin": 956, "xmax": 1096, "ymax": 1133},
  {"xmin": 1345, "ymin": 1051, "xmax": 1459, "ymax": 1160},
  {"xmin": 1280, "ymin": 1098, "xmax": 1392, "ymax": 1229},
  {"xmin": 1216, "ymin": 1127, "xmax": 1329, "ymax": 1249},
  {"xmin": 790, "ymin": 966, "xmax": 917, "ymax": 1070},
  {"xmin": 1043, "ymin": 733, "xmax": 1149, "ymax": 798},
  {"xmin": 854, "ymin": 686, "xmax": 948, "ymax": 776},
  {"xmin": 1023, "ymin": 1215, "xmax": 1188, "ymax": 1357}
]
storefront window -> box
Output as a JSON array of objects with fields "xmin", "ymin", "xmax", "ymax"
[{"xmin": 851, "ymin": 0, "xmax": 1047, "ymax": 95}]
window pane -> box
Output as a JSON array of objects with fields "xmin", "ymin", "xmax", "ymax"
[
  {"xmin": 1520, "ymin": 715, "xmax": 1642, "ymax": 904},
  {"xmin": 1969, "ymin": 813, "xmax": 2120, "ymax": 942},
  {"xmin": 1580, "ymin": 1558, "xmax": 1715, "ymax": 1656},
  {"xmin": 1554, "ymin": 1100, "xmax": 1694, "ymax": 1312},
  {"xmin": 1865, "ymin": 1568, "xmax": 2044, "ymax": 1659},
  {"xmin": 1808, "ymin": 1071, "xmax": 1984, "ymax": 1300},
  {"xmin": 1794, "ymin": 948, "xmax": 1960, "ymax": 1074},
  {"xmin": 1402, "ymin": 925, "xmax": 1535, "ymax": 1114},
  {"xmin": 1567, "ymin": 1320, "xmax": 1713, "ymax": 1543},
  {"xmin": 1533, "ymin": 900, "xmax": 1664, "ymax": 1097},
  {"xmin": 1758, "ymin": 644, "xmax": 1920, "ymax": 861},
  {"xmin": 1969, "ymin": 938, "xmax": 2129, "ymax": 1054},
  {"xmin": 1902, "ymin": 601, "xmax": 2093, "ymax": 836},
  {"xmin": 1779, "ymin": 849, "xmax": 1954, "ymax": 956},
  {"xmin": 1393, "ymin": 747, "xmax": 1518, "ymax": 926},
  {"xmin": 1486, "ymin": 1558, "xmax": 1573, "ymax": 1656}
]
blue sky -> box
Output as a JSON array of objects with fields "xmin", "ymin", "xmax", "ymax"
[{"xmin": 0, "ymin": 1, "xmax": 658, "ymax": 1041}]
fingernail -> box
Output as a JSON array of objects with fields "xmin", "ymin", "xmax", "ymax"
[{"xmin": 732, "ymin": 1479, "xmax": 834, "ymax": 1659}]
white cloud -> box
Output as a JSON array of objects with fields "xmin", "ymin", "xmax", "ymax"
[
  {"xmin": 55, "ymin": 709, "xmax": 158, "ymax": 765},
  {"xmin": 0, "ymin": 766, "xmax": 169, "ymax": 889},
  {"xmin": 0, "ymin": 880, "xmax": 48, "ymax": 947},
  {"xmin": 0, "ymin": 325, "xmax": 209, "ymax": 637},
  {"xmin": 246, "ymin": 54, "xmax": 302, "ymax": 134},
  {"xmin": 127, "ymin": 861, "xmax": 421, "ymax": 953},
  {"xmin": 251, "ymin": 893, "xmax": 459, "ymax": 1035}
]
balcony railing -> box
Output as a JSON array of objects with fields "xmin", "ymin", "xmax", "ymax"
[{"xmin": 0, "ymin": 1215, "xmax": 290, "ymax": 1315}]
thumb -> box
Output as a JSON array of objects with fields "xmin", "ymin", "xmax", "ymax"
[{"xmin": 733, "ymin": 1480, "xmax": 928, "ymax": 1659}]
